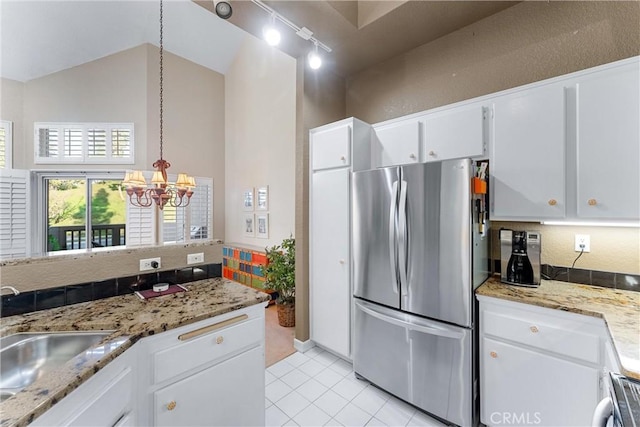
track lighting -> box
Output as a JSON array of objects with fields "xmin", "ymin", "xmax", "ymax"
[
  {"xmin": 263, "ymin": 14, "xmax": 281, "ymax": 46},
  {"xmin": 308, "ymin": 42, "xmax": 322, "ymax": 70},
  {"xmin": 250, "ymin": 0, "xmax": 331, "ymax": 67}
]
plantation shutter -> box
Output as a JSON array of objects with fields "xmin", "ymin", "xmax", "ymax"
[
  {"xmin": 0, "ymin": 121, "xmax": 13, "ymax": 169},
  {"xmin": 160, "ymin": 176, "xmax": 213, "ymax": 243},
  {"xmin": 0, "ymin": 169, "xmax": 30, "ymax": 259},
  {"xmin": 125, "ymin": 171, "xmax": 156, "ymax": 246}
]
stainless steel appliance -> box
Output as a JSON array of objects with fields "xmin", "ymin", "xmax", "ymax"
[
  {"xmin": 499, "ymin": 229, "xmax": 541, "ymax": 287},
  {"xmin": 592, "ymin": 373, "xmax": 640, "ymax": 427},
  {"xmin": 352, "ymin": 158, "xmax": 488, "ymax": 427}
]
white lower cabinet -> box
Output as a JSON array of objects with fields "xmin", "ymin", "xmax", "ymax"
[
  {"xmin": 154, "ymin": 346, "xmax": 264, "ymax": 426},
  {"xmin": 479, "ymin": 296, "xmax": 609, "ymax": 427}
]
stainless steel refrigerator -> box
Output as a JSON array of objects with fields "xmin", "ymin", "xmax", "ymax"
[{"xmin": 352, "ymin": 158, "xmax": 488, "ymax": 427}]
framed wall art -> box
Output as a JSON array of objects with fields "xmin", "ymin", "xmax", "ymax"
[
  {"xmin": 256, "ymin": 214, "xmax": 269, "ymax": 239},
  {"xmin": 243, "ymin": 213, "xmax": 255, "ymax": 237},
  {"xmin": 256, "ymin": 186, "xmax": 269, "ymax": 211},
  {"xmin": 243, "ymin": 188, "xmax": 254, "ymax": 211}
]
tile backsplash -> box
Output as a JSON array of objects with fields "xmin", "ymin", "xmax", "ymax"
[{"xmin": 1, "ymin": 263, "xmax": 222, "ymax": 317}]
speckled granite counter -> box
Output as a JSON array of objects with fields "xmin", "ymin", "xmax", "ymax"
[
  {"xmin": 477, "ymin": 276, "xmax": 640, "ymax": 380},
  {"xmin": 0, "ymin": 278, "xmax": 270, "ymax": 427}
]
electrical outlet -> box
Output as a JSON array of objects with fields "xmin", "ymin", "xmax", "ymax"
[
  {"xmin": 140, "ymin": 257, "xmax": 161, "ymax": 271},
  {"xmin": 187, "ymin": 252, "xmax": 204, "ymax": 265},
  {"xmin": 575, "ymin": 235, "xmax": 590, "ymax": 252}
]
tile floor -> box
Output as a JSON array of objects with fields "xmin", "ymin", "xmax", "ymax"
[{"xmin": 265, "ymin": 347, "xmax": 448, "ymax": 427}]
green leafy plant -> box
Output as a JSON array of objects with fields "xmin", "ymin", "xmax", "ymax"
[{"xmin": 264, "ymin": 236, "xmax": 295, "ymax": 305}]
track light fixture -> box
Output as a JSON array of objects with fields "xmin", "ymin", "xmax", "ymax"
[{"xmin": 250, "ymin": 0, "xmax": 331, "ymax": 69}]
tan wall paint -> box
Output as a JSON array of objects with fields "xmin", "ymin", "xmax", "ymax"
[
  {"xmin": 224, "ymin": 36, "xmax": 296, "ymax": 248},
  {"xmin": 295, "ymin": 65, "xmax": 347, "ymax": 341},
  {"xmin": 358, "ymin": 1, "xmax": 407, "ymax": 29},
  {"xmin": 347, "ymin": 1, "xmax": 640, "ymax": 124},
  {"xmin": 0, "ymin": 78, "xmax": 25, "ymax": 167},
  {"xmin": 0, "ymin": 243, "xmax": 223, "ymax": 291},
  {"xmin": 345, "ymin": 0, "xmax": 640, "ymax": 275}
]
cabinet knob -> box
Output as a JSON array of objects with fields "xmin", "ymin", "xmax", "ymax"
[
  {"xmin": 339, "ymin": 259, "xmax": 345, "ymax": 264},
  {"xmin": 548, "ymin": 199, "xmax": 557, "ymax": 206},
  {"xmin": 216, "ymin": 336, "xmax": 224, "ymax": 344},
  {"xmin": 340, "ymin": 156, "xmax": 346, "ymax": 161},
  {"xmin": 490, "ymin": 351, "xmax": 498, "ymax": 359},
  {"xmin": 588, "ymin": 198, "xmax": 598, "ymax": 206},
  {"xmin": 428, "ymin": 150, "xmax": 436, "ymax": 157},
  {"xmin": 530, "ymin": 325, "xmax": 539, "ymax": 333},
  {"xmin": 409, "ymin": 153, "xmax": 417, "ymax": 160},
  {"xmin": 167, "ymin": 401, "xmax": 177, "ymax": 411}
]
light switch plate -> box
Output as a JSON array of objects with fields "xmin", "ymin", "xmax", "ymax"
[
  {"xmin": 187, "ymin": 253, "xmax": 204, "ymax": 265},
  {"xmin": 575, "ymin": 235, "xmax": 590, "ymax": 252}
]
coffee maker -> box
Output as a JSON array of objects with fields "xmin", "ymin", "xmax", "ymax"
[{"xmin": 500, "ymin": 229, "xmax": 541, "ymax": 287}]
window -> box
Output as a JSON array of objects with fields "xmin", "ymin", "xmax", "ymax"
[
  {"xmin": 34, "ymin": 123, "xmax": 134, "ymax": 164},
  {"xmin": 31, "ymin": 171, "xmax": 213, "ymax": 255},
  {"xmin": 0, "ymin": 120, "xmax": 13, "ymax": 169}
]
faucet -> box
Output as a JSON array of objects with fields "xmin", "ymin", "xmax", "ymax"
[{"xmin": 0, "ymin": 286, "xmax": 20, "ymax": 296}]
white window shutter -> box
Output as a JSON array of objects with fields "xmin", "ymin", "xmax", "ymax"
[
  {"xmin": 188, "ymin": 178, "xmax": 213, "ymax": 241},
  {"xmin": 125, "ymin": 176, "xmax": 157, "ymax": 246},
  {"xmin": 0, "ymin": 120, "xmax": 13, "ymax": 169},
  {"xmin": 0, "ymin": 169, "xmax": 30, "ymax": 259}
]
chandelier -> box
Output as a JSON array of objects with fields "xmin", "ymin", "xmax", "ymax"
[{"xmin": 122, "ymin": 0, "xmax": 195, "ymax": 210}]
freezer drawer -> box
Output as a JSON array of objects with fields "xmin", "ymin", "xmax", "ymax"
[{"xmin": 354, "ymin": 299, "xmax": 474, "ymax": 427}]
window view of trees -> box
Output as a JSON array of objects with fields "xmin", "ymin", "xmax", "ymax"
[{"xmin": 47, "ymin": 179, "xmax": 126, "ymax": 251}]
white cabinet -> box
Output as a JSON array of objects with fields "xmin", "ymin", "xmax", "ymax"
[
  {"xmin": 154, "ymin": 346, "xmax": 264, "ymax": 426},
  {"xmin": 32, "ymin": 345, "xmax": 137, "ymax": 427},
  {"xmin": 490, "ymin": 84, "xmax": 566, "ymax": 220},
  {"xmin": 309, "ymin": 118, "xmax": 371, "ymax": 360},
  {"xmin": 575, "ymin": 63, "xmax": 640, "ymax": 220},
  {"xmin": 479, "ymin": 296, "xmax": 607, "ymax": 427},
  {"xmin": 423, "ymin": 104, "xmax": 485, "ymax": 162},
  {"xmin": 311, "ymin": 124, "xmax": 352, "ymax": 170},
  {"xmin": 140, "ymin": 305, "xmax": 266, "ymax": 426},
  {"xmin": 374, "ymin": 119, "xmax": 421, "ymax": 167}
]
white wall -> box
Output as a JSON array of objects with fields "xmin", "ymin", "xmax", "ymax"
[{"xmin": 224, "ymin": 35, "xmax": 297, "ymax": 248}]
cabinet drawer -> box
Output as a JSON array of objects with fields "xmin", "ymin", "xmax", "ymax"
[
  {"xmin": 153, "ymin": 317, "xmax": 262, "ymax": 384},
  {"xmin": 311, "ymin": 125, "xmax": 351, "ymax": 170},
  {"xmin": 482, "ymin": 309, "xmax": 600, "ymax": 364}
]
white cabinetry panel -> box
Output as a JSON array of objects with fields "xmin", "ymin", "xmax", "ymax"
[
  {"xmin": 424, "ymin": 105, "xmax": 484, "ymax": 162},
  {"xmin": 576, "ymin": 64, "xmax": 640, "ymax": 219},
  {"xmin": 311, "ymin": 124, "xmax": 351, "ymax": 170},
  {"xmin": 375, "ymin": 120, "xmax": 421, "ymax": 167},
  {"xmin": 491, "ymin": 84, "xmax": 566, "ymax": 220}
]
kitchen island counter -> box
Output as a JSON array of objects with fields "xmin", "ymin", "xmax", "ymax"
[
  {"xmin": 477, "ymin": 276, "xmax": 640, "ymax": 380},
  {"xmin": 0, "ymin": 278, "xmax": 270, "ymax": 427}
]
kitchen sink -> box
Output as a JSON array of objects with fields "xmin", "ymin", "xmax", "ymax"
[{"xmin": 0, "ymin": 331, "xmax": 118, "ymax": 402}]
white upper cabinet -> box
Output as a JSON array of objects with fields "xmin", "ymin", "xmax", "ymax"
[
  {"xmin": 491, "ymin": 84, "xmax": 566, "ymax": 220},
  {"xmin": 423, "ymin": 104, "xmax": 485, "ymax": 162},
  {"xmin": 575, "ymin": 63, "xmax": 640, "ymax": 220},
  {"xmin": 374, "ymin": 119, "xmax": 421, "ymax": 167},
  {"xmin": 311, "ymin": 124, "xmax": 351, "ymax": 171}
]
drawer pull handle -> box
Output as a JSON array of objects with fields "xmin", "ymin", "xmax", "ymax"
[
  {"xmin": 167, "ymin": 401, "xmax": 177, "ymax": 411},
  {"xmin": 178, "ymin": 314, "xmax": 248, "ymax": 341},
  {"xmin": 490, "ymin": 351, "xmax": 498, "ymax": 359},
  {"xmin": 588, "ymin": 198, "xmax": 597, "ymax": 206},
  {"xmin": 548, "ymin": 199, "xmax": 557, "ymax": 206},
  {"xmin": 216, "ymin": 336, "xmax": 224, "ymax": 344},
  {"xmin": 530, "ymin": 326, "xmax": 539, "ymax": 333}
]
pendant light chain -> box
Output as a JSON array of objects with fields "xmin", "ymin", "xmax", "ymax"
[{"xmin": 159, "ymin": 0, "xmax": 164, "ymax": 161}]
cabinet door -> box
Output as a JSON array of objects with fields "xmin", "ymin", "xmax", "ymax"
[
  {"xmin": 310, "ymin": 168, "xmax": 351, "ymax": 359},
  {"xmin": 154, "ymin": 346, "xmax": 264, "ymax": 426},
  {"xmin": 576, "ymin": 64, "xmax": 640, "ymax": 219},
  {"xmin": 491, "ymin": 85, "xmax": 566, "ymax": 220},
  {"xmin": 374, "ymin": 120, "xmax": 421, "ymax": 167},
  {"xmin": 481, "ymin": 338, "xmax": 599, "ymax": 427},
  {"xmin": 311, "ymin": 124, "xmax": 351, "ymax": 170},
  {"xmin": 424, "ymin": 105, "xmax": 484, "ymax": 162}
]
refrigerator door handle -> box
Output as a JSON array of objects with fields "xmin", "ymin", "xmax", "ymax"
[
  {"xmin": 355, "ymin": 300, "xmax": 464, "ymax": 340},
  {"xmin": 388, "ymin": 180, "xmax": 399, "ymax": 295},
  {"xmin": 397, "ymin": 179, "xmax": 408, "ymax": 296}
]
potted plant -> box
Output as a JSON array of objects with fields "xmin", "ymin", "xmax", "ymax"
[{"xmin": 264, "ymin": 236, "xmax": 295, "ymax": 327}]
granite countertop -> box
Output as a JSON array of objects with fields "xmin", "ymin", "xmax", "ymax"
[
  {"xmin": 477, "ymin": 276, "xmax": 640, "ymax": 380},
  {"xmin": 0, "ymin": 278, "xmax": 270, "ymax": 427}
]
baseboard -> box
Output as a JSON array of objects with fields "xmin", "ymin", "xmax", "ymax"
[{"xmin": 293, "ymin": 338, "xmax": 315, "ymax": 353}]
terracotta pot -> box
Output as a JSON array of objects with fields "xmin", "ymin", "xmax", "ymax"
[{"xmin": 276, "ymin": 302, "xmax": 295, "ymax": 327}]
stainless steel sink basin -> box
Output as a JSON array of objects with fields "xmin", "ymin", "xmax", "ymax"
[{"xmin": 0, "ymin": 331, "xmax": 115, "ymax": 402}]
